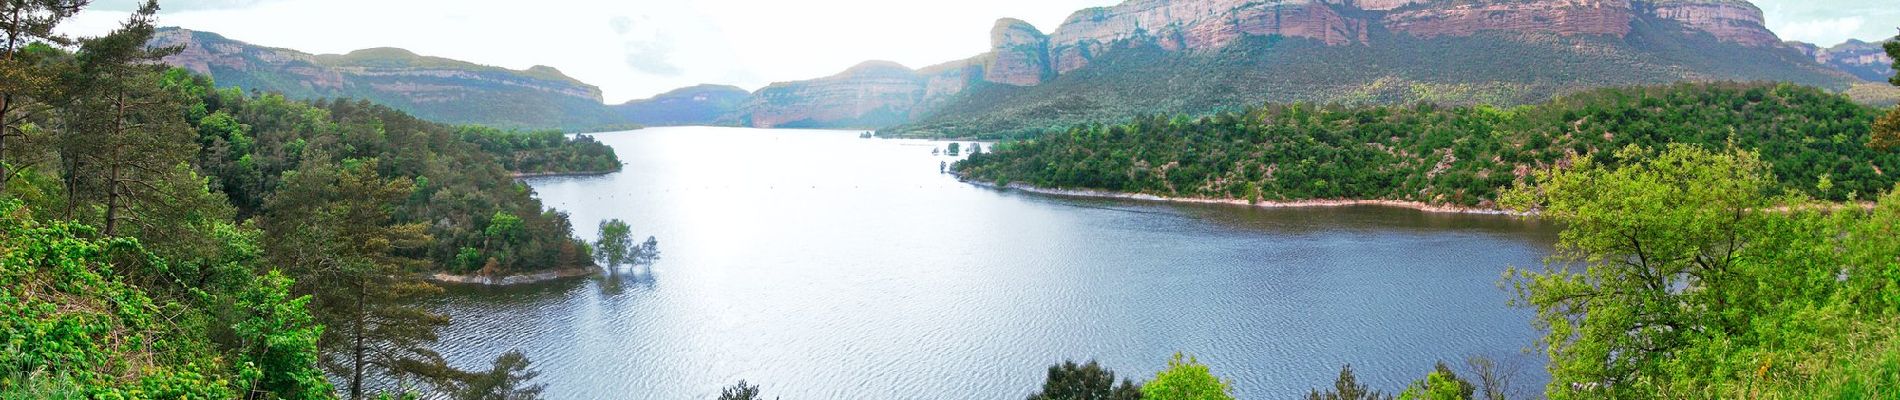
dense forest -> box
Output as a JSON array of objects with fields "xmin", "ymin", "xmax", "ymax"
[
  {"xmin": 957, "ymin": 82, "xmax": 1900, "ymax": 207},
  {"xmin": 2, "ymin": 1, "xmax": 595, "ymax": 398}
]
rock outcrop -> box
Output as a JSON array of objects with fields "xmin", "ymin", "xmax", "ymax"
[
  {"xmin": 1045, "ymin": 0, "xmax": 1367, "ymax": 73},
  {"xmin": 1383, "ymin": 0, "xmax": 1635, "ymax": 39},
  {"xmin": 1644, "ymin": 0, "xmax": 1779, "ymax": 46},
  {"xmin": 984, "ymin": 19, "xmax": 1053, "ymax": 86},
  {"xmin": 738, "ymin": 61, "xmax": 929, "ymax": 128}
]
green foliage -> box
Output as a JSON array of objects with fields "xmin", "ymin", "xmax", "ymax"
[
  {"xmin": 0, "ymin": 199, "xmax": 278, "ymax": 400},
  {"xmin": 455, "ymin": 126, "xmax": 620, "ymax": 175},
  {"xmin": 1501, "ymin": 145, "xmax": 1900, "ymax": 398},
  {"xmin": 1395, "ymin": 364, "xmax": 1474, "ymax": 400},
  {"xmin": 1139, "ymin": 353, "xmax": 1232, "ymax": 400},
  {"xmin": 593, "ymin": 219, "xmax": 634, "ymax": 268},
  {"xmin": 1027, "ymin": 360, "xmax": 1143, "ymax": 400},
  {"xmin": 155, "ymin": 74, "xmax": 595, "ymax": 275},
  {"xmin": 232, "ymin": 270, "xmax": 333, "ymax": 399},
  {"xmin": 957, "ymin": 83, "xmax": 1900, "ymax": 206}
]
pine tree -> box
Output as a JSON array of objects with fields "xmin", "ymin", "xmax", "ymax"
[{"xmin": 0, "ymin": 0, "xmax": 88, "ymax": 186}]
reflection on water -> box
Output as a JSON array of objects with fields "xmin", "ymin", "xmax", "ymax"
[{"xmin": 429, "ymin": 127, "xmax": 1558, "ymax": 399}]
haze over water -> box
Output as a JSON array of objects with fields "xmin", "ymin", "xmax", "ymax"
[{"xmin": 429, "ymin": 126, "xmax": 1557, "ymax": 399}]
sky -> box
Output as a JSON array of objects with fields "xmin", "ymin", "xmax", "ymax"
[{"xmin": 64, "ymin": 0, "xmax": 1900, "ymax": 104}]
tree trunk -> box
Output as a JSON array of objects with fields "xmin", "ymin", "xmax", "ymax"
[
  {"xmin": 102, "ymin": 91, "xmax": 126, "ymax": 236},
  {"xmin": 351, "ymin": 278, "xmax": 366, "ymax": 400}
]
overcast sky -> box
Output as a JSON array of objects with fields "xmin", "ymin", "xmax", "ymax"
[{"xmin": 64, "ymin": 0, "xmax": 1900, "ymax": 104}]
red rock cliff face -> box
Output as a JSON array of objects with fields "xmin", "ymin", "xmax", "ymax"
[
  {"xmin": 1382, "ymin": 0, "xmax": 1635, "ymax": 39},
  {"xmin": 1644, "ymin": 0, "xmax": 1778, "ymax": 46},
  {"xmin": 1045, "ymin": 0, "xmax": 1366, "ymax": 74},
  {"xmin": 984, "ymin": 19, "xmax": 1054, "ymax": 86},
  {"xmin": 741, "ymin": 61, "xmax": 928, "ymax": 128}
]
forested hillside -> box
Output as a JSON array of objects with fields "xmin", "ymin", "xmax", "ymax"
[
  {"xmin": 2, "ymin": 2, "xmax": 589, "ymax": 398},
  {"xmin": 957, "ymin": 82, "xmax": 1900, "ymax": 207},
  {"xmin": 152, "ymin": 28, "xmax": 633, "ymax": 131}
]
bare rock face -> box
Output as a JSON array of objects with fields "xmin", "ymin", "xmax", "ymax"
[
  {"xmin": 984, "ymin": 18, "xmax": 1054, "ymax": 86},
  {"xmin": 1346, "ymin": 0, "xmax": 1430, "ymax": 10},
  {"xmin": 150, "ymin": 28, "xmax": 348, "ymax": 92},
  {"xmin": 1045, "ymin": 0, "xmax": 1367, "ymax": 73},
  {"xmin": 1644, "ymin": 0, "xmax": 1778, "ymax": 46},
  {"xmin": 741, "ymin": 61, "xmax": 928, "ymax": 128},
  {"xmin": 1383, "ymin": 0, "xmax": 1635, "ymax": 39}
]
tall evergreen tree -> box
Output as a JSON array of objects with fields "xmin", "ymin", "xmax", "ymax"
[
  {"xmin": 264, "ymin": 157, "xmax": 444, "ymax": 400},
  {"xmin": 0, "ymin": 0, "xmax": 88, "ymax": 186},
  {"xmin": 57, "ymin": 0, "xmax": 193, "ymax": 236}
]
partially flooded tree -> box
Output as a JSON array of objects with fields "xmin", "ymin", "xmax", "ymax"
[{"xmin": 593, "ymin": 218, "xmax": 633, "ymax": 267}]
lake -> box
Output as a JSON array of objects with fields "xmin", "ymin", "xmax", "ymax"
[{"xmin": 429, "ymin": 126, "xmax": 1558, "ymax": 399}]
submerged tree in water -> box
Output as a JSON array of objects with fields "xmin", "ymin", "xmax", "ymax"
[{"xmin": 594, "ymin": 218, "xmax": 634, "ymax": 267}]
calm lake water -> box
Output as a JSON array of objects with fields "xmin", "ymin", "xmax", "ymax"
[{"xmin": 430, "ymin": 126, "xmax": 1558, "ymax": 399}]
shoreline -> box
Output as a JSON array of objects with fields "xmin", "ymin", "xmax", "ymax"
[
  {"xmin": 965, "ymin": 179, "xmax": 1529, "ymax": 216},
  {"xmin": 428, "ymin": 266, "xmax": 601, "ymax": 286},
  {"xmin": 511, "ymin": 170, "xmax": 619, "ymax": 179}
]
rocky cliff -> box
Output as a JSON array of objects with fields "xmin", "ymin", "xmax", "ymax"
[
  {"xmin": 1382, "ymin": 0, "xmax": 1635, "ymax": 39},
  {"xmin": 151, "ymin": 28, "xmax": 622, "ymax": 130},
  {"xmin": 984, "ymin": 19, "xmax": 1053, "ymax": 86},
  {"xmin": 709, "ymin": 0, "xmax": 1837, "ymax": 133},
  {"xmin": 1643, "ymin": 0, "xmax": 1778, "ymax": 46},
  {"xmin": 735, "ymin": 61, "xmax": 930, "ymax": 129},
  {"xmin": 1790, "ymin": 39, "xmax": 1896, "ymax": 83}
]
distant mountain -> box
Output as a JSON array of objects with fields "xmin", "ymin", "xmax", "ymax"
[
  {"xmin": 610, "ymin": 84, "xmax": 750, "ymax": 126},
  {"xmin": 699, "ymin": 0, "xmax": 1864, "ymax": 137},
  {"xmin": 1789, "ymin": 39, "xmax": 1896, "ymax": 83},
  {"xmin": 152, "ymin": 28, "xmax": 628, "ymax": 131}
]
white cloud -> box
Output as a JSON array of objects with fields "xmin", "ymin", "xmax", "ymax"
[
  {"xmin": 64, "ymin": 0, "xmax": 1116, "ymax": 103},
  {"xmin": 1771, "ymin": 16, "xmax": 1866, "ymax": 45},
  {"xmin": 1754, "ymin": 0, "xmax": 1900, "ymax": 45}
]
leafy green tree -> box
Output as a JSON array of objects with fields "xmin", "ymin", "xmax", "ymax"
[
  {"xmin": 1305, "ymin": 364, "xmax": 1390, "ymax": 400},
  {"xmin": 1501, "ymin": 144, "xmax": 1900, "ymax": 398},
  {"xmin": 1140, "ymin": 353, "xmax": 1232, "ymax": 400},
  {"xmin": 593, "ymin": 218, "xmax": 633, "ymax": 267},
  {"xmin": 1396, "ymin": 363, "xmax": 1474, "ymax": 400},
  {"xmin": 446, "ymin": 350, "xmax": 544, "ymax": 400},
  {"xmin": 1027, "ymin": 360, "xmax": 1143, "ymax": 400},
  {"xmin": 947, "ymin": 142, "xmax": 961, "ymax": 156},
  {"xmin": 232, "ymin": 270, "xmax": 333, "ymax": 400}
]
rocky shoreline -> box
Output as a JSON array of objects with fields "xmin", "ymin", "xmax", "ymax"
[
  {"xmin": 428, "ymin": 266, "xmax": 601, "ymax": 286},
  {"xmin": 967, "ymin": 180, "xmax": 1528, "ymax": 216}
]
